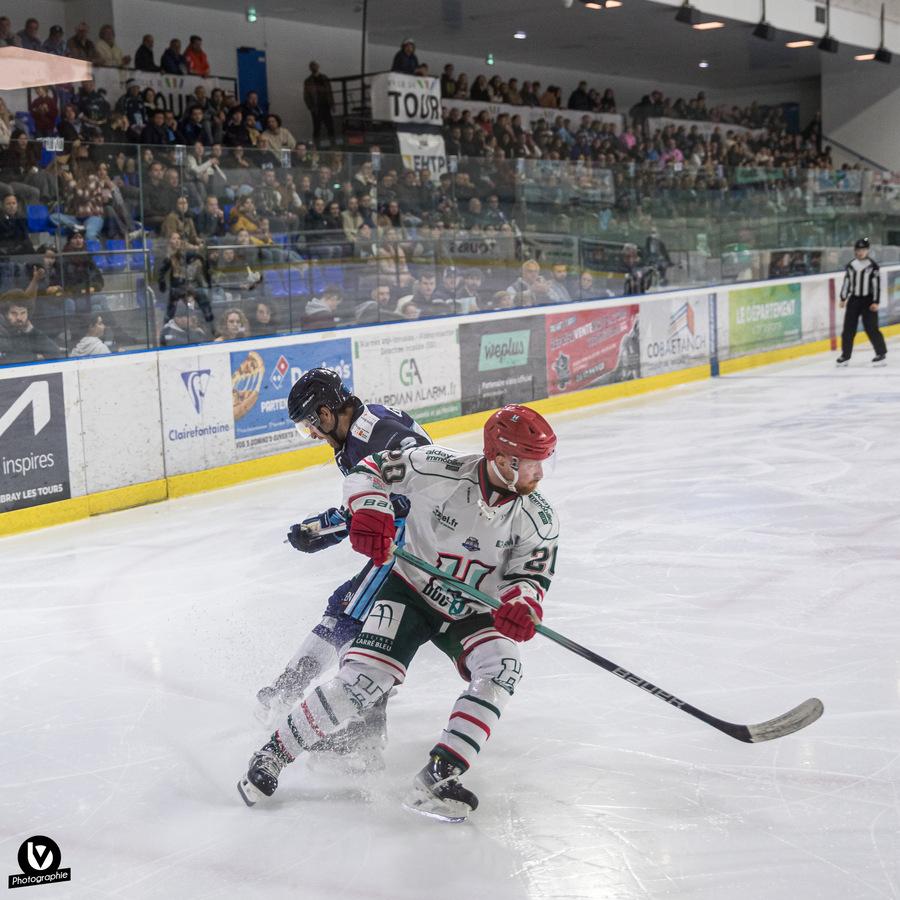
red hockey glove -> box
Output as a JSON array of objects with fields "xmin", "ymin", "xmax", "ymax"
[
  {"xmin": 493, "ymin": 585, "xmax": 543, "ymax": 642},
  {"xmin": 347, "ymin": 494, "xmax": 396, "ymax": 565}
]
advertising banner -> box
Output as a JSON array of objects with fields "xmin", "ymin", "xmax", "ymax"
[
  {"xmin": 443, "ymin": 97, "xmax": 622, "ymax": 134},
  {"xmin": 158, "ymin": 351, "xmax": 236, "ymax": 476},
  {"xmin": 458, "ymin": 316, "xmax": 547, "ymax": 414},
  {"xmin": 728, "ymin": 282, "xmax": 802, "ymax": 355},
  {"xmin": 353, "ymin": 323, "xmax": 461, "ymax": 423},
  {"xmin": 230, "ymin": 339, "xmax": 352, "ymax": 455},
  {"xmin": 371, "ymin": 72, "xmax": 441, "ymax": 125},
  {"xmin": 645, "ymin": 116, "xmax": 767, "ymax": 142},
  {"xmin": 0, "ymin": 372, "xmax": 70, "ymax": 513},
  {"xmin": 397, "ymin": 131, "xmax": 448, "ymax": 175},
  {"xmin": 92, "ymin": 69, "xmax": 236, "ymax": 120},
  {"xmin": 806, "ymin": 170, "xmax": 864, "ymax": 210},
  {"xmin": 545, "ymin": 306, "xmax": 640, "ymax": 395},
  {"xmin": 885, "ymin": 271, "xmax": 900, "ymax": 326},
  {"xmin": 639, "ymin": 294, "xmax": 710, "ymax": 376}
]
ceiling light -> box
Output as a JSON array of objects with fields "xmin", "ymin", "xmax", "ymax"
[
  {"xmin": 698, "ymin": 60, "xmax": 710, "ymax": 68},
  {"xmin": 854, "ymin": 53, "xmax": 875, "ymax": 60},
  {"xmin": 785, "ymin": 39, "xmax": 815, "ymax": 48},
  {"xmin": 694, "ymin": 21, "xmax": 725, "ymax": 30},
  {"xmin": 583, "ymin": 1, "xmax": 603, "ymax": 8},
  {"xmin": 753, "ymin": 1, "xmax": 774, "ymax": 41},
  {"xmin": 605, "ymin": 0, "xmax": 622, "ymax": 7},
  {"xmin": 675, "ymin": 2, "xmax": 697, "ymax": 25},
  {"xmin": 513, "ymin": 30, "xmax": 527, "ymax": 39}
]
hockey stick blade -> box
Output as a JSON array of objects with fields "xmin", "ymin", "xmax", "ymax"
[
  {"xmin": 393, "ymin": 547, "xmax": 825, "ymax": 744},
  {"xmin": 743, "ymin": 697, "xmax": 824, "ymax": 743}
]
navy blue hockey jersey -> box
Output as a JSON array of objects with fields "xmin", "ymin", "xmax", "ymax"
[{"xmin": 334, "ymin": 402, "xmax": 431, "ymax": 475}]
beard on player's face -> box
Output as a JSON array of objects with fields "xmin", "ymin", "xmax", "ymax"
[{"xmin": 492, "ymin": 454, "xmax": 544, "ymax": 494}]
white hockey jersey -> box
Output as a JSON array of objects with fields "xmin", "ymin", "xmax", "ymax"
[{"xmin": 343, "ymin": 445, "xmax": 559, "ymax": 621}]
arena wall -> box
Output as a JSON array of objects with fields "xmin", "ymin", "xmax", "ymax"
[{"xmin": 2, "ymin": 267, "xmax": 899, "ymax": 538}]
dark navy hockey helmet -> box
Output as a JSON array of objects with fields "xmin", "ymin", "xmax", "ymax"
[
  {"xmin": 287, "ymin": 367, "xmax": 352, "ymax": 430},
  {"xmin": 855, "ymin": 237, "xmax": 870, "ymax": 249}
]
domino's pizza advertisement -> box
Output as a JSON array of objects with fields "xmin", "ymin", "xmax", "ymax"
[
  {"xmin": 545, "ymin": 305, "xmax": 640, "ymax": 395},
  {"xmin": 230, "ymin": 340, "xmax": 352, "ymax": 454}
]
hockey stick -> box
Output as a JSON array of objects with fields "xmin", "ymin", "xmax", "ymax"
[
  {"xmin": 283, "ymin": 521, "xmax": 348, "ymax": 544},
  {"xmin": 392, "ymin": 547, "xmax": 824, "ymax": 744}
]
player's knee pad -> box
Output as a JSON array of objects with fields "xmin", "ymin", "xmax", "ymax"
[
  {"xmin": 338, "ymin": 656, "xmax": 395, "ymax": 710},
  {"xmin": 462, "ymin": 634, "xmax": 523, "ymax": 699}
]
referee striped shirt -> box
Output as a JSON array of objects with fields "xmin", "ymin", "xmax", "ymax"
[{"xmin": 840, "ymin": 257, "xmax": 880, "ymax": 302}]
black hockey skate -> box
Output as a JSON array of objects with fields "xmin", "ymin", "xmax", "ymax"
[
  {"xmin": 404, "ymin": 753, "xmax": 479, "ymax": 823},
  {"xmin": 255, "ymin": 657, "xmax": 321, "ymax": 726},
  {"xmin": 237, "ymin": 740, "xmax": 290, "ymax": 807},
  {"xmin": 836, "ymin": 355, "xmax": 850, "ymax": 366},
  {"xmin": 872, "ymin": 353, "xmax": 887, "ymax": 366}
]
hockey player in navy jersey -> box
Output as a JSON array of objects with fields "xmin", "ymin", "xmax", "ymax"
[
  {"xmin": 255, "ymin": 368, "xmax": 431, "ymax": 758},
  {"xmin": 240, "ymin": 404, "xmax": 559, "ymax": 821}
]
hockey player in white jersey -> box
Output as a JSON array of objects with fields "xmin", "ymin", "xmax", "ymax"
[{"xmin": 238, "ymin": 404, "xmax": 559, "ymax": 821}]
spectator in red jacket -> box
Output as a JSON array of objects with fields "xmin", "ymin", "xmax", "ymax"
[{"xmin": 184, "ymin": 35, "xmax": 210, "ymax": 77}]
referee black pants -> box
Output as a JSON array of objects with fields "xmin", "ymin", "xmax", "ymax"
[{"xmin": 841, "ymin": 297, "xmax": 887, "ymax": 358}]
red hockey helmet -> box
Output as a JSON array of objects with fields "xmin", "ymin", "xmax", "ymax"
[{"xmin": 483, "ymin": 405, "xmax": 557, "ymax": 461}]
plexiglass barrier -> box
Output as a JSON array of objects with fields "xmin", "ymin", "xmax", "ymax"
[{"xmin": 2, "ymin": 138, "xmax": 899, "ymax": 365}]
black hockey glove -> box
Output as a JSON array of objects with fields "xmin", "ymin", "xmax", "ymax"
[
  {"xmin": 287, "ymin": 508, "xmax": 348, "ymax": 553},
  {"xmin": 390, "ymin": 494, "xmax": 411, "ymax": 520}
]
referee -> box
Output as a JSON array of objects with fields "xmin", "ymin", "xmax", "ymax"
[{"xmin": 837, "ymin": 237, "xmax": 887, "ymax": 366}]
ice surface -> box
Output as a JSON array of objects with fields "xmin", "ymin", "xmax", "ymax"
[{"xmin": 2, "ymin": 342, "xmax": 899, "ymax": 899}]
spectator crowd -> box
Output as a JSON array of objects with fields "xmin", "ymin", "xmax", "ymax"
[{"xmin": 0, "ymin": 21, "xmax": 877, "ymax": 366}]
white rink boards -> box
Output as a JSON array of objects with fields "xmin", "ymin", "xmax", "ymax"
[{"xmin": 1, "ymin": 340, "xmax": 898, "ymax": 900}]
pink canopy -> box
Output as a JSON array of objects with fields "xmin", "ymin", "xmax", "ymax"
[{"xmin": 0, "ymin": 46, "xmax": 91, "ymax": 89}]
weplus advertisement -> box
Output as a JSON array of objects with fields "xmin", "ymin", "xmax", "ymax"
[
  {"xmin": 0, "ymin": 373, "xmax": 70, "ymax": 513},
  {"xmin": 728, "ymin": 282, "xmax": 801, "ymax": 355},
  {"xmin": 545, "ymin": 305, "xmax": 640, "ymax": 395},
  {"xmin": 639, "ymin": 295, "xmax": 710, "ymax": 376},
  {"xmin": 230, "ymin": 340, "xmax": 353, "ymax": 455},
  {"xmin": 353, "ymin": 324, "xmax": 461, "ymax": 423},
  {"xmin": 458, "ymin": 317, "xmax": 547, "ymax": 414}
]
